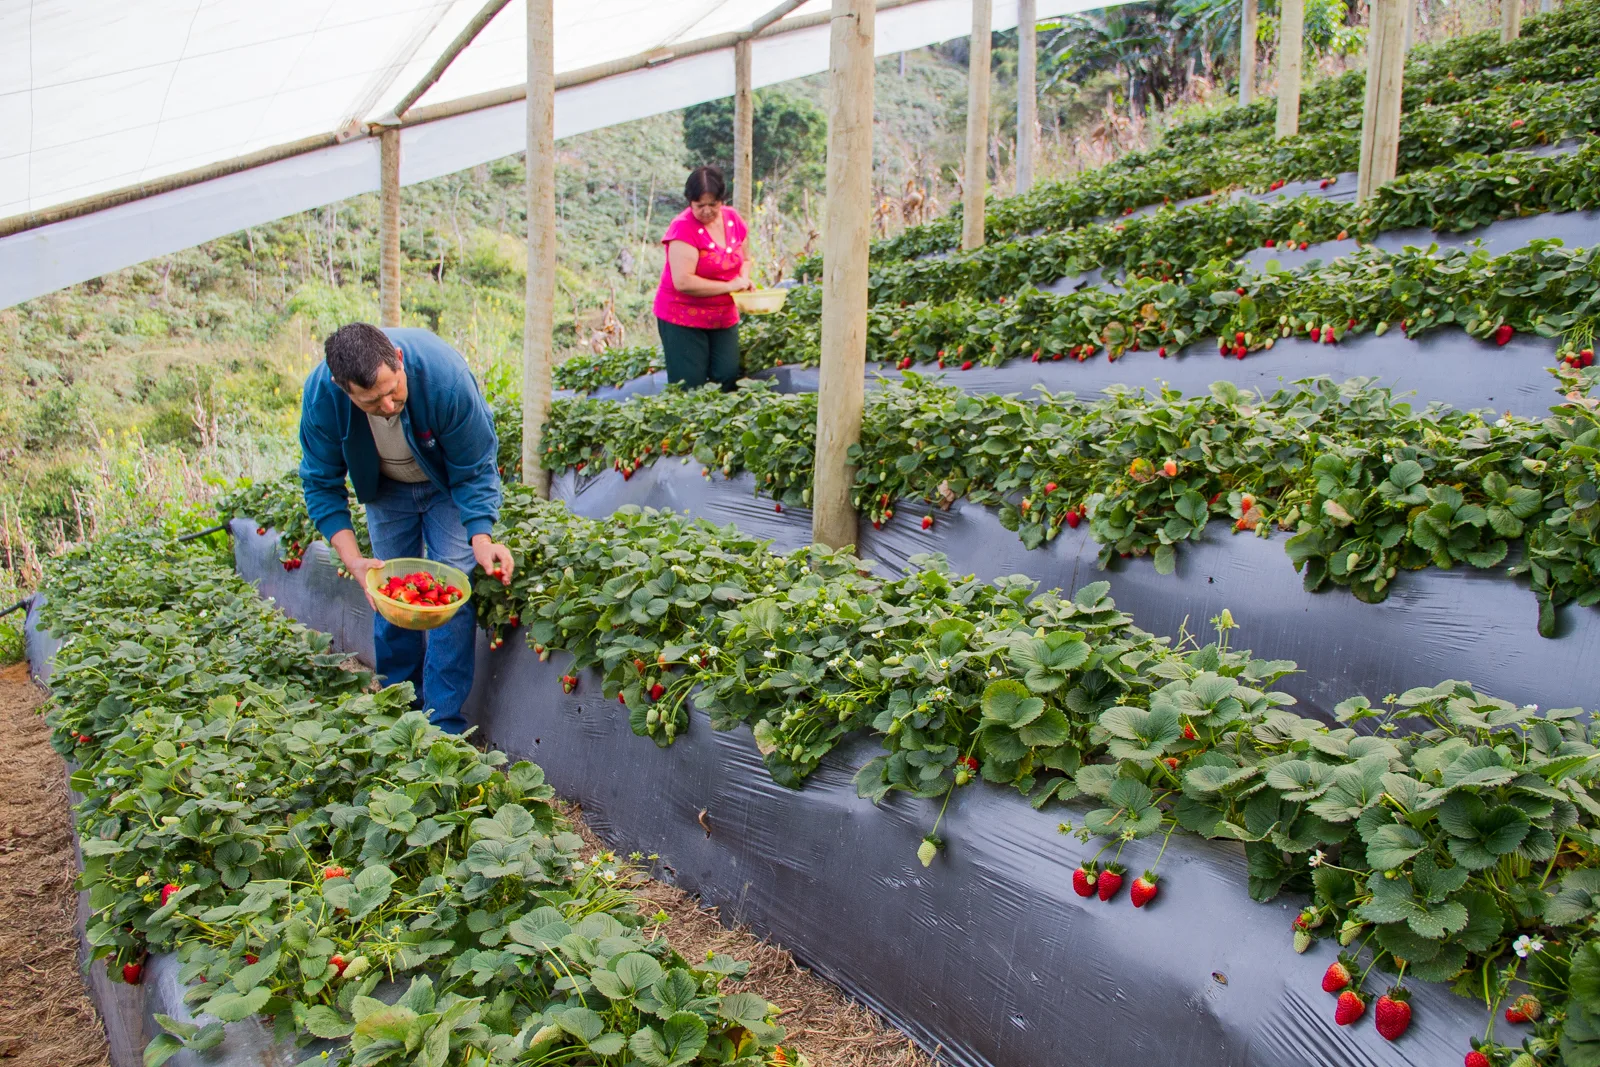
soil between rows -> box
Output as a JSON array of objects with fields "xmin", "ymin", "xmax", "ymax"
[{"xmin": 0, "ymin": 660, "xmax": 109, "ymax": 1067}]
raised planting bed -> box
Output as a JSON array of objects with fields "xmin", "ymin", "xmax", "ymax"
[
  {"xmin": 30, "ymin": 531, "xmax": 794, "ymax": 1067},
  {"xmin": 224, "ymin": 515, "xmax": 1507, "ymax": 1067}
]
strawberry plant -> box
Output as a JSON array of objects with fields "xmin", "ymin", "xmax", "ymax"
[
  {"xmin": 38, "ymin": 531, "xmax": 791, "ymax": 1067},
  {"xmin": 552, "ymin": 345, "xmax": 663, "ymax": 394}
]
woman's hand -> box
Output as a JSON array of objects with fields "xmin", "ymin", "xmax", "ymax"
[{"xmin": 727, "ymin": 267, "xmax": 754, "ymax": 293}]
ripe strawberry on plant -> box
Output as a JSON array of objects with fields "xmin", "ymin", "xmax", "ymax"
[
  {"xmin": 921, "ymin": 515, "xmax": 933, "ymax": 530},
  {"xmin": 1097, "ymin": 863, "xmax": 1125, "ymax": 902},
  {"xmin": 1374, "ymin": 988, "xmax": 1411, "ymax": 1041},
  {"xmin": 1504, "ymin": 994, "xmax": 1541, "ymax": 1024},
  {"xmin": 1321, "ymin": 958, "xmax": 1351, "ymax": 993},
  {"xmin": 1495, "ymin": 324, "xmax": 1515, "ymax": 346},
  {"xmin": 160, "ymin": 882, "xmax": 180, "ymax": 907},
  {"xmin": 1064, "ymin": 509, "xmax": 1081, "ymax": 528},
  {"xmin": 1130, "ymin": 871, "xmax": 1159, "ymax": 908},
  {"xmin": 1072, "ymin": 862, "xmax": 1099, "ymax": 898},
  {"xmin": 1334, "ymin": 990, "xmax": 1365, "ymax": 1025},
  {"xmin": 1464, "ymin": 1052, "xmax": 1492, "ymax": 1067},
  {"xmin": 323, "ymin": 866, "xmax": 348, "ymax": 880},
  {"xmin": 649, "ymin": 682, "xmax": 666, "ymax": 701},
  {"xmin": 122, "ymin": 961, "xmax": 144, "ymax": 985}
]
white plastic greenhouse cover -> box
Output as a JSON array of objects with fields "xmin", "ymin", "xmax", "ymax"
[{"xmin": 0, "ymin": 0, "xmax": 1118, "ymax": 311}]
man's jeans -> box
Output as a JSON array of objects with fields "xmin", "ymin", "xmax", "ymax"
[{"xmin": 365, "ymin": 478, "xmax": 477, "ymax": 734}]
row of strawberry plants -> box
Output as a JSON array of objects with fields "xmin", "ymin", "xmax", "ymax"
[
  {"xmin": 799, "ymin": 70, "xmax": 1600, "ymax": 276},
  {"xmin": 535, "ymin": 364, "xmax": 1600, "ymax": 635},
  {"xmin": 39, "ymin": 530, "xmax": 790, "ymax": 1067},
  {"xmin": 853, "ymin": 0, "xmax": 1600, "ymax": 265},
  {"xmin": 749, "ymin": 240, "xmax": 1600, "ymax": 376},
  {"xmin": 1166, "ymin": 20, "xmax": 1600, "ymax": 144},
  {"xmin": 450, "ymin": 488, "xmax": 1600, "ymax": 1063},
  {"xmin": 858, "ymin": 138, "xmax": 1600, "ymax": 310},
  {"xmin": 512, "ymin": 133, "xmax": 1598, "ymax": 397},
  {"xmin": 553, "ymin": 345, "xmax": 663, "ymax": 394}
]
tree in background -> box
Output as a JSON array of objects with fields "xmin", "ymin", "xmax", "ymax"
[
  {"xmin": 1040, "ymin": 0, "xmax": 1362, "ymax": 115},
  {"xmin": 681, "ymin": 89, "xmax": 827, "ymax": 211}
]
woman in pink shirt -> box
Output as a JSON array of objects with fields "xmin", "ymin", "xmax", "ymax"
[{"xmin": 654, "ymin": 166, "xmax": 754, "ymax": 391}]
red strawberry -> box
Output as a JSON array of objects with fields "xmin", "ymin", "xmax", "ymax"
[
  {"xmin": 1337, "ymin": 230, "xmax": 1348, "ymax": 241},
  {"xmin": 1163, "ymin": 756, "xmax": 1179, "ymax": 771},
  {"xmin": 1235, "ymin": 331, "xmax": 1246, "ymax": 343},
  {"xmin": 1045, "ymin": 482, "xmax": 1058, "ymax": 494},
  {"xmin": 1235, "ymin": 345, "xmax": 1247, "ymax": 359},
  {"xmin": 1130, "ymin": 872, "xmax": 1159, "ymax": 907},
  {"xmin": 921, "ymin": 515, "xmax": 933, "ymax": 530},
  {"xmin": 649, "ymin": 683, "xmax": 666, "ymax": 701},
  {"xmin": 1158, "ymin": 346, "xmax": 1167, "ymax": 358},
  {"xmin": 1299, "ymin": 241, "xmax": 1309, "ymax": 250},
  {"xmin": 1236, "ymin": 287, "xmax": 1246, "ymax": 296},
  {"xmin": 618, "ymin": 694, "xmax": 627, "ymax": 705},
  {"xmin": 323, "ymin": 865, "xmax": 348, "ymax": 880},
  {"xmin": 160, "ymin": 883, "xmax": 180, "ymax": 907},
  {"xmin": 123, "ymin": 961, "xmax": 143, "ymax": 985},
  {"xmin": 1072, "ymin": 863, "xmax": 1099, "ymax": 897},
  {"xmin": 1583, "ymin": 348, "xmax": 1595, "ymax": 366},
  {"xmin": 960, "ymin": 360, "xmax": 974, "ymax": 371},
  {"xmin": 244, "ymin": 953, "xmax": 259, "ymax": 965},
  {"xmin": 1097, "ymin": 864, "xmax": 1125, "ymax": 902},
  {"xmin": 1264, "ymin": 239, "xmax": 1276, "ymax": 248},
  {"xmin": 1465, "ymin": 1053, "xmax": 1490, "ymax": 1067},
  {"xmin": 1335, "ymin": 990, "xmax": 1365, "ymax": 1025},
  {"xmin": 1495, "ymin": 323, "xmax": 1514, "ymax": 346},
  {"xmin": 1511, "ymin": 117, "xmax": 1525, "ymax": 128},
  {"xmin": 330, "ymin": 954, "xmax": 348, "ymax": 976},
  {"xmin": 1183, "ymin": 723, "xmax": 1197, "ymax": 740},
  {"xmin": 1505, "ymin": 994, "xmax": 1541, "ymax": 1024},
  {"xmin": 256, "ymin": 526, "xmax": 266, "ymax": 536},
  {"xmin": 774, "ymin": 503, "xmax": 783, "ymax": 513},
  {"xmin": 1375, "ymin": 989, "xmax": 1411, "ymax": 1041},
  {"xmin": 1162, "ymin": 460, "xmax": 1178, "ymax": 477},
  {"xmin": 897, "ymin": 356, "xmax": 912, "ymax": 370},
  {"xmin": 1065, "ymin": 509, "xmax": 1081, "ymax": 528},
  {"xmin": 1322, "ymin": 960, "xmax": 1351, "ymax": 993}
]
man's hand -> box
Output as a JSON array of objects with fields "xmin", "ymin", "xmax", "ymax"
[
  {"xmin": 472, "ymin": 534, "xmax": 515, "ymax": 585},
  {"xmin": 330, "ymin": 529, "xmax": 383, "ymax": 608}
]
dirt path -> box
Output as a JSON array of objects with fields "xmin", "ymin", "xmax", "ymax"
[
  {"xmin": 0, "ymin": 661, "xmax": 110, "ymax": 1067},
  {"xmin": 563, "ymin": 805, "xmax": 939, "ymax": 1067}
]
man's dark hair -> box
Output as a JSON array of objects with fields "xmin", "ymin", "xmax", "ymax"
[
  {"xmin": 324, "ymin": 322, "xmax": 399, "ymax": 389},
  {"xmin": 684, "ymin": 165, "xmax": 726, "ymax": 204}
]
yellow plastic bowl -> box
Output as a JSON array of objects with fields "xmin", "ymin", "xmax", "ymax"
[
  {"xmin": 366, "ymin": 558, "xmax": 473, "ymax": 631},
  {"xmin": 732, "ymin": 288, "xmax": 788, "ymax": 315}
]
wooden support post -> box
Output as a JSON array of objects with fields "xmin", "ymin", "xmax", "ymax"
[
  {"xmin": 1357, "ymin": 0, "xmax": 1407, "ymax": 202},
  {"xmin": 1239, "ymin": 0, "xmax": 1258, "ymax": 105},
  {"xmin": 1502, "ymin": 0, "xmax": 1522, "ymax": 41},
  {"xmin": 1402, "ymin": 0, "xmax": 1414, "ymax": 52},
  {"xmin": 1015, "ymin": 0, "xmax": 1038, "ymax": 194},
  {"xmin": 378, "ymin": 128, "xmax": 402, "ymax": 327},
  {"xmin": 734, "ymin": 39, "xmax": 755, "ymax": 220},
  {"xmin": 522, "ymin": 0, "xmax": 555, "ymax": 495},
  {"xmin": 962, "ymin": 0, "xmax": 992, "ymax": 249},
  {"xmin": 1275, "ymin": 0, "xmax": 1304, "ymax": 138},
  {"xmin": 811, "ymin": 0, "xmax": 874, "ymax": 551}
]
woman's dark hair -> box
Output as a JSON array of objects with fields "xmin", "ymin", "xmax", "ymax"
[
  {"xmin": 324, "ymin": 322, "xmax": 400, "ymax": 389},
  {"xmin": 685, "ymin": 165, "xmax": 726, "ymax": 204}
]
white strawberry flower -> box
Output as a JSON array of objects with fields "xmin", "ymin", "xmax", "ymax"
[
  {"xmin": 763, "ymin": 650, "xmax": 778, "ymax": 659},
  {"xmin": 1514, "ymin": 934, "xmax": 1544, "ymax": 957},
  {"xmin": 1309, "ymin": 850, "xmax": 1326, "ymax": 868}
]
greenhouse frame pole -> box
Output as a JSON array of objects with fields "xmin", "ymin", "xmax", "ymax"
[
  {"xmin": 522, "ymin": 0, "xmax": 556, "ymax": 495},
  {"xmin": 1502, "ymin": 0, "xmax": 1523, "ymax": 41},
  {"xmin": 378, "ymin": 128, "xmax": 402, "ymax": 327},
  {"xmin": 812, "ymin": 0, "xmax": 875, "ymax": 550},
  {"xmin": 1356, "ymin": 0, "xmax": 1407, "ymax": 202},
  {"xmin": 1275, "ymin": 0, "xmax": 1304, "ymax": 137},
  {"xmin": 1239, "ymin": 0, "xmax": 1258, "ymax": 105},
  {"xmin": 734, "ymin": 39, "xmax": 755, "ymax": 221},
  {"xmin": 1015, "ymin": 0, "xmax": 1038, "ymax": 194},
  {"xmin": 962, "ymin": 0, "xmax": 992, "ymax": 250}
]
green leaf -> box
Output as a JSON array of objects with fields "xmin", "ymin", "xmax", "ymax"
[
  {"xmin": 203, "ymin": 984, "xmax": 271, "ymax": 1023},
  {"xmin": 628, "ymin": 1012, "xmax": 709, "ymax": 1067},
  {"xmin": 143, "ymin": 1035, "xmax": 185, "ymax": 1067},
  {"xmin": 301, "ymin": 1005, "xmax": 355, "ymax": 1039}
]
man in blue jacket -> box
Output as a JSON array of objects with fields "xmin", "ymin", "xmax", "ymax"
[{"xmin": 299, "ymin": 323, "xmax": 514, "ymax": 734}]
